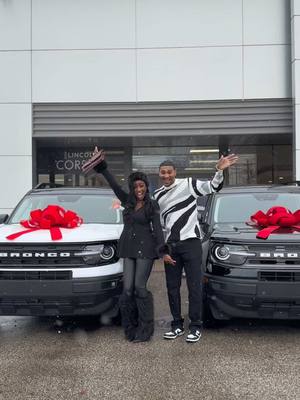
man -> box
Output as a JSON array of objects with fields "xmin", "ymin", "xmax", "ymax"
[{"xmin": 153, "ymin": 154, "xmax": 238, "ymax": 343}]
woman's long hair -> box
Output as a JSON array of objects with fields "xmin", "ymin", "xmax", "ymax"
[{"xmin": 123, "ymin": 171, "xmax": 155, "ymax": 221}]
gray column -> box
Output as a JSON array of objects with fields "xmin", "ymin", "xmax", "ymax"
[{"xmin": 291, "ymin": 0, "xmax": 300, "ymax": 180}]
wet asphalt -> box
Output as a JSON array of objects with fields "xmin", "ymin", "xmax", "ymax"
[{"xmin": 0, "ymin": 262, "xmax": 300, "ymax": 400}]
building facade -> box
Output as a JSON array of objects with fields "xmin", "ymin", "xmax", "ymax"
[{"xmin": 0, "ymin": 0, "xmax": 299, "ymax": 213}]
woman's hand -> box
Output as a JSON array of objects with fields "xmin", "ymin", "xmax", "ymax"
[
  {"xmin": 93, "ymin": 146, "xmax": 105, "ymax": 160},
  {"xmin": 82, "ymin": 146, "xmax": 106, "ymax": 173},
  {"xmin": 163, "ymin": 254, "xmax": 176, "ymax": 266}
]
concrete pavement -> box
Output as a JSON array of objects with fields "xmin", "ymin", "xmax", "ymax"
[{"xmin": 0, "ymin": 263, "xmax": 300, "ymax": 400}]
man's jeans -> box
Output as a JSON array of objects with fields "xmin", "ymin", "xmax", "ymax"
[{"xmin": 164, "ymin": 238, "xmax": 203, "ymax": 330}]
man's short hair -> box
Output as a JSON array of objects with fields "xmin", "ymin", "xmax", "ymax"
[{"xmin": 159, "ymin": 160, "xmax": 176, "ymax": 170}]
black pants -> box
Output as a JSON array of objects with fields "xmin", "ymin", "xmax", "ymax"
[
  {"xmin": 164, "ymin": 238, "xmax": 203, "ymax": 330},
  {"xmin": 123, "ymin": 258, "xmax": 153, "ymax": 297},
  {"xmin": 120, "ymin": 258, "xmax": 154, "ymax": 341}
]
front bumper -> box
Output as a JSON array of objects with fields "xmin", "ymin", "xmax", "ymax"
[
  {"xmin": 205, "ymin": 274, "xmax": 300, "ymax": 320},
  {"xmin": 0, "ymin": 273, "xmax": 123, "ymax": 316}
]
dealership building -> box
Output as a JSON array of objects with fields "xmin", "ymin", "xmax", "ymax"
[{"xmin": 0, "ymin": 0, "xmax": 300, "ymax": 213}]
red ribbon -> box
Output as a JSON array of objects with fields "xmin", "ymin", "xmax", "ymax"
[
  {"xmin": 248, "ymin": 206, "xmax": 300, "ymax": 239},
  {"xmin": 6, "ymin": 205, "xmax": 83, "ymax": 241}
]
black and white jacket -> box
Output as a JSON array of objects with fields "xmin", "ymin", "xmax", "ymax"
[{"xmin": 153, "ymin": 171, "xmax": 223, "ymax": 243}]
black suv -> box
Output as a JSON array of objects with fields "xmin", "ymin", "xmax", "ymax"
[{"xmin": 200, "ymin": 185, "xmax": 300, "ymax": 321}]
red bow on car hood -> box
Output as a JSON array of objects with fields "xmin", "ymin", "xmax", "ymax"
[
  {"xmin": 248, "ymin": 206, "xmax": 300, "ymax": 239},
  {"xmin": 6, "ymin": 205, "xmax": 83, "ymax": 241}
]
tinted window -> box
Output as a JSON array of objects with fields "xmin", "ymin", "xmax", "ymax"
[{"xmin": 213, "ymin": 193, "xmax": 300, "ymax": 223}]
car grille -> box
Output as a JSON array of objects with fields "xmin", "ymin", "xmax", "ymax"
[
  {"xmin": 0, "ymin": 240, "xmax": 119, "ymax": 269},
  {"xmin": 0, "ymin": 242, "xmax": 119, "ymax": 268},
  {"xmin": 247, "ymin": 244, "xmax": 300, "ymax": 265},
  {"xmin": 259, "ymin": 271, "xmax": 300, "ymax": 282},
  {"xmin": 249, "ymin": 260, "xmax": 300, "ymax": 265},
  {"xmin": 0, "ymin": 244, "xmax": 84, "ymax": 268},
  {"xmin": 0, "ymin": 271, "xmax": 71, "ymax": 280}
]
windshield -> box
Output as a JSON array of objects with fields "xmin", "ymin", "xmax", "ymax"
[
  {"xmin": 213, "ymin": 192, "xmax": 300, "ymax": 223},
  {"xmin": 9, "ymin": 193, "xmax": 123, "ymax": 224}
]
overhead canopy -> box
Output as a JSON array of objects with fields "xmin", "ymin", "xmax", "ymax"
[{"xmin": 33, "ymin": 98, "xmax": 293, "ymax": 138}]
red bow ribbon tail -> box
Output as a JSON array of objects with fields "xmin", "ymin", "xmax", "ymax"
[
  {"xmin": 49, "ymin": 227, "xmax": 62, "ymax": 241},
  {"xmin": 256, "ymin": 225, "xmax": 281, "ymax": 240},
  {"xmin": 6, "ymin": 227, "xmax": 40, "ymax": 241}
]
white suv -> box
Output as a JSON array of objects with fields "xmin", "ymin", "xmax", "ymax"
[{"xmin": 0, "ymin": 185, "xmax": 123, "ymax": 318}]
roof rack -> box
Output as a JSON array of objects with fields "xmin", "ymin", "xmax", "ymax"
[{"xmin": 34, "ymin": 183, "xmax": 65, "ymax": 189}]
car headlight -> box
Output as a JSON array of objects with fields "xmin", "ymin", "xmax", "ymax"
[
  {"xmin": 212, "ymin": 244, "xmax": 255, "ymax": 266},
  {"xmin": 78, "ymin": 243, "xmax": 117, "ymax": 265},
  {"xmin": 214, "ymin": 245, "xmax": 230, "ymax": 260},
  {"xmin": 100, "ymin": 245, "xmax": 115, "ymax": 260}
]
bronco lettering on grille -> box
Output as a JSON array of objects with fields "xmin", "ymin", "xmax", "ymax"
[
  {"xmin": 259, "ymin": 252, "xmax": 299, "ymax": 258},
  {"xmin": 0, "ymin": 252, "xmax": 71, "ymax": 258}
]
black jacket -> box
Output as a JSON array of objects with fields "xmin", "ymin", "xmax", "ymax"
[{"xmin": 96, "ymin": 165, "xmax": 166, "ymax": 259}]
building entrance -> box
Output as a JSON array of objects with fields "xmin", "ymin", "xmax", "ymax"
[{"xmin": 35, "ymin": 133, "xmax": 292, "ymax": 190}]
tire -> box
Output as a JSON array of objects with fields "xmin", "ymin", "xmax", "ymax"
[
  {"xmin": 111, "ymin": 309, "xmax": 122, "ymax": 326},
  {"xmin": 203, "ymin": 299, "xmax": 228, "ymax": 329},
  {"xmin": 101, "ymin": 303, "xmax": 122, "ymax": 326}
]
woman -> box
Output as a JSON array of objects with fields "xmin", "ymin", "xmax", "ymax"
[{"xmin": 83, "ymin": 148, "xmax": 167, "ymax": 342}]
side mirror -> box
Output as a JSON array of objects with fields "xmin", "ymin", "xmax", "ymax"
[
  {"xmin": 198, "ymin": 211, "xmax": 209, "ymax": 236},
  {"xmin": 198, "ymin": 212, "xmax": 205, "ymax": 223},
  {"xmin": 0, "ymin": 214, "xmax": 9, "ymax": 224},
  {"xmin": 197, "ymin": 205, "xmax": 206, "ymax": 223}
]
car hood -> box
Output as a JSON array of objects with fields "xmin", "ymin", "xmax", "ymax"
[
  {"xmin": 211, "ymin": 222, "xmax": 300, "ymax": 242},
  {"xmin": 0, "ymin": 223, "xmax": 123, "ymax": 243}
]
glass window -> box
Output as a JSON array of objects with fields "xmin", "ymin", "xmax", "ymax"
[
  {"xmin": 213, "ymin": 193, "xmax": 300, "ymax": 223},
  {"xmin": 34, "ymin": 134, "xmax": 292, "ymax": 189},
  {"xmin": 9, "ymin": 194, "xmax": 122, "ymax": 225}
]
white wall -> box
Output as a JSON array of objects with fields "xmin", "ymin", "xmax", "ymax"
[
  {"xmin": 0, "ymin": 0, "xmax": 32, "ymax": 213},
  {"xmin": 0, "ymin": 0, "xmax": 292, "ymax": 209},
  {"xmin": 291, "ymin": 0, "xmax": 300, "ymax": 180},
  {"xmin": 31, "ymin": 0, "xmax": 291, "ymax": 103}
]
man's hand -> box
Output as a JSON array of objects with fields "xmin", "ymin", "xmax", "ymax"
[
  {"xmin": 216, "ymin": 154, "xmax": 238, "ymax": 171},
  {"xmin": 163, "ymin": 254, "xmax": 176, "ymax": 266}
]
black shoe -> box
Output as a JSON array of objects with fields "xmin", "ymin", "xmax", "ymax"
[
  {"xmin": 163, "ymin": 327, "xmax": 185, "ymax": 340},
  {"xmin": 186, "ymin": 328, "xmax": 202, "ymax": 343}
]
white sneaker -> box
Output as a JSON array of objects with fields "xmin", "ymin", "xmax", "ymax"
[
  {"xmin": 163, "ymin": 327, "xmax": 185, "ymax": 340},
  {"xmin": 186, "ymin": 329, "xmax": 202, "ymax": 343}
]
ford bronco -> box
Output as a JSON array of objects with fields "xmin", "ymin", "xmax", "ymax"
[
  {"xmin": 0, "ymin": 185, "xmax": 123, "ymax": 318},
  {"xmin": 200, "ymin": 185, "xmax": 300, "ymax": 322}
]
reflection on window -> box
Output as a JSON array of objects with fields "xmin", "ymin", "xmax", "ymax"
[
  {"xmin": 35, "ymin": 135, "xmax": 292, "ymax": 188},
  {"xmin": 133, "ymin": 147, "xmax": 219, "ymax": 176},
  {"xmin": 214, "ymin": 194, "xmax": 300, "ymax": 223}
]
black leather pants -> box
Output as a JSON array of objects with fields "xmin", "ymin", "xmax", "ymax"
[
  {"xmin": 120, "ymin": 258, "xmax": 154, "ymax": 341},
  {"xmin": 123, "ymin": 258, "xmax": 153, "ymax": 297}
]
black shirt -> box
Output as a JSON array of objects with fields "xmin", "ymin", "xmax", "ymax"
[{"xmin": 100, "ymin": 168, "xmax": 165, "ymax": 260}]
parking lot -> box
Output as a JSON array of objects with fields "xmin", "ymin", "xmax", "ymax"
[{"xmin": 0, "ymin": 262, "xmax": 300, "ymax": 400}]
